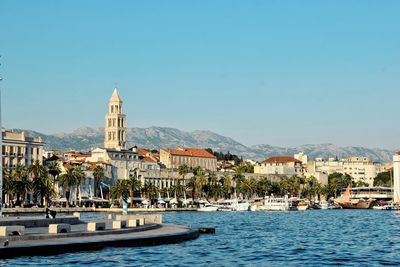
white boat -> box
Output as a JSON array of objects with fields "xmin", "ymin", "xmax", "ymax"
[
  {"xmin": 258, "ymin": 195, "xmax": 289, "ymax": 211},
  {"xmin": 234, "ymin": 200, "xmax": 251, "ymax": 211},
  {"xmin": 217, "ymin": 199, "xmax": 250, "ymax": 211},
  {"xmin": 249, "ymin": 205, "xmax": 257, "ymax": 212},
  {"xmin": 320, "ymin": 202, "xmax": 329, "ymax": 210},
  {"xmin": 197, "ymin": 203, "xmax": 219, "ymax": 212}
]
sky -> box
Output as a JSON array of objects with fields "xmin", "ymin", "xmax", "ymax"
[{"xmin": 0, "ymin": 1, "xmax": 399, "ymax": 149}]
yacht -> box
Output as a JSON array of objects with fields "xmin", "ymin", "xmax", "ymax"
[{"xmin": 258, "ymin": 195, "xmax": 289, "ymax": 211}]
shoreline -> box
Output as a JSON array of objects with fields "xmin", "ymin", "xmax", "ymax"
[{"xmin": 2, "ymin": 207, "xmax": 198, "ymax": 214}]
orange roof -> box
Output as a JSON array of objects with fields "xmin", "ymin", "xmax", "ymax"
[
  {"xmin": 137, "ymin": 148, "xmax": 149, "ymax": 156},
  {"xmin": 261, "ymin": 156, "xmax": 302, "ymax": 164},
  {"xmin": 63, "ymin": 163, "xmax": 74, "ymax": 169},
  {"xmin": 143, "ymin": 156, "xmax": 157, "ymax": 163},
  {"xmin": 162, "ymin": 148, "xmax": 216, "ymax": 159}
]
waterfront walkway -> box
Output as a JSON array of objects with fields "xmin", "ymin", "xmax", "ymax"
[{"xmin": 2, "ymin": 207, "xmax": 198, "ymax": 214}]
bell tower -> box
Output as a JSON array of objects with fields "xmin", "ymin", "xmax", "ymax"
[{"xmin": 104, "ymin": 87, "xmax": 126, "ymax": 149}]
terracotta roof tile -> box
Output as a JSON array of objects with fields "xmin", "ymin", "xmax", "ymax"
[
  {"xmin": 161, "ymin": 148, "xmax": 216, "ymax": 159},
  {"xmin": 261, "ymin": 156, "xmax": 302, "ymax": 164}
]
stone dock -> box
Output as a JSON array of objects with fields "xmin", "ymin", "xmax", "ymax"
[{"xmin": 0, "ymin": 214, "xmax": 200, "ymax": 259}]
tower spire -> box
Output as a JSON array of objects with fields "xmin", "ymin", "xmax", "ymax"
[{"xmin": 104, "ymin": 87, "xmax": 126, "ymax": 149}]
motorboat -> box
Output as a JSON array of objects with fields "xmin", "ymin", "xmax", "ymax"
[
  {"xmin": 197, "ymin": 203, "xmax": 219, "ymax": 212},
  {"xmin": 258, "ymin": 195, "xmax": 289, "ymax": 211}
]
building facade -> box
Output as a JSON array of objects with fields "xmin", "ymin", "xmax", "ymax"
[
  {"xmin": 2, "ymin": 130, "xmax": 44, "ymax": 169},
  {"xmin": 254, "ymin": 156, "xmax": 303, "ymax": 175},
  {"xmin": 307, "ymin": 156, "xmax": 385, "ymax": 186},
  {"xmin": 160, "ymin": 148, "xmax": 217, "ymax": 171}
]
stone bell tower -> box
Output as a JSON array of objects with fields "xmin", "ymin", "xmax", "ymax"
[{"xmin": 104, "ymin": 88, "xmax": 126, "ymax": 150}]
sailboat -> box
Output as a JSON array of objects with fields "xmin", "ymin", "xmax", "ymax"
[{"xmin": 337, "ymin": 185, "xmax": 375, "ymax": 209}]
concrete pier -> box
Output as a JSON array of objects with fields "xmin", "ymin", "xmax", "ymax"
[{"xmin": 0, "ymin": 215, "xmax": 199, "ymax": 259}]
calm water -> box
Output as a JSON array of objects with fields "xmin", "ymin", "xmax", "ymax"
[{"xmin": 1, "ymin": 210, "xmax": 400, "ymax": 266}]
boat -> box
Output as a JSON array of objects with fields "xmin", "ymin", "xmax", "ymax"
[
  {"xmin": 258, "ymin": 195, "xmax": 289, "ymax": 211},
  {"xmin": 197, "ymin": 203, "xmax": 219, "ymax": 212},
  {"xmin": 337, "ymin": 186, "xmax": 375, "ymax": 209},
  {"xmin": 320, "ymin": 202, "xmax": 329, "ymax": 210},
  {"xmin": 217, "ymin": 199, "xmax": 251, "ymax": 211},
  {"xmin": 248, "ymin": 205, "xmax": 257, "ymax": 212},
  {"xmin": 297, "ymin": 202, "xmax": 308, "ymax": 211}
]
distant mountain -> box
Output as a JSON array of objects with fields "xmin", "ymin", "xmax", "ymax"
[{"xmin": 10, "ymin": 127, "xmax": 395, "ymax": 162}]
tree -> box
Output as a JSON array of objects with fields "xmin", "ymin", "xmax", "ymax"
[
  {"xmin": 93, "ymin": 165, "xmax": 105, "ymax": 198},
  {"xmin": 142, "ymin": 182, "xmax": 159, "ymax": 206},
  {"xmin": 373, "ymin": 171, "xmax": 391, "ymax": 187},
  {"xmin": 47, "ymin": 161, "xmax": 61, "ymax": 191},
  {"xmin": 221, "ymin": 172, "xmax": 232, "ymax": 198},
  {"xmin": 74, "ymin": 166, "xmax": 85, "ymax": 206},
  {"xmin": 110, "ymin": 180, "xmax": 129, "ymax": 207},
  {"xmin": 178, "ymin": 164, "xmax": 190, "ymax": 197},
  {"xmin": 328, "ymin": 172, "xmax": 351, "ymax": 198},
  {"xmin": 232, "ymin": 167, "xmax": 245, "ymax": 197},
  {"xmin": 28, "ymin": 160, "xmax": 47, "ymax": 206},
  {"xmin": 127, "ymin": 170, "xmax": 142, "ymax": 208},
  {"xmin": 11, "ymin": 164, "xmax": 31, "ymax": 208},
  {"xmin": 59, "ymin": 168, "xmax": 74, "ymax": 207}
]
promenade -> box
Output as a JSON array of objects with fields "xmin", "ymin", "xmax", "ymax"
[{"xmin": 2, "ymin": 207, "xmax": 198, "ymax": 214}]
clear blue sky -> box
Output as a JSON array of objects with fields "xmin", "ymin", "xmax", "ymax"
[{"xmin": 1, "ymin": 1, "xmax": 399, "ymax": 149}]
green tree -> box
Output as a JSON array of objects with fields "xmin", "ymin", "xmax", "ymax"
[
  {"xmin": 93, "ymin": 165, "xmax": 105, "ymax": 198},
  {"xmin": 221, "ymin": 172, "xmax": 232, "ymax": 198},
  {"xmin": 142, "ymin": 182, "xmax": 159, "ymax": 206},
  {"xmin": 373, "ymin": 171, "xmax": 391, "ymax": 187},
  {"xmin": 28, "ymin": 160, "xmax": 47, "ymax": 206},
  {"xmin": 127, "ymin": 171, "xmax": 142, "ymax": 208},
  {"xmin": 178, "ymin": 164, "xmax": 190, "ymax": 198},
  {"xmin": 110, "ymin": 180, "xmax": 129, "ymax": 207},
  {"xmin": 11, "ymin": 164, "xmax": 32, "ymax": 208},
  {"xmin": 74, "ymin": 166, "xmax": 85, "ymax": 207},
  {"xmin": 47, "ymin": 161, "xmax": 61, "ymax": 191},
  {"xmin": 59, "ymin": 167, "xmax": 77, "ymax": 208}
]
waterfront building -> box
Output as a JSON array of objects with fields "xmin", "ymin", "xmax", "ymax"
[
  {"xmin": 1, "ymin": 130, "xmax": 44, "ymax": 169},
  {"xmin": 307, "ymin": 156, "xmax": 385, "ymax": 187},
  {"xmin": 160, "ymin": 147, "xmax": 217, "ymax": 171},
  {"xmin": 254, "ymin": 156, "xmax": 303, "ymax": 175},
  {"xmin": 393, "ymin": 152, "xmax": 400, "ymax": 203}
]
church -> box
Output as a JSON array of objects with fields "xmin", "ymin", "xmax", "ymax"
[{"xmin": 87, "ymin": 88, "xmax": 159, "ymax": 180}]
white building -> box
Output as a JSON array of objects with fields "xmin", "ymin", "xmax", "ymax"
[
  {"xmin": 254, "ymin": 156, "xmax": 303, "ymax": 175},
  {"xmin": 307, "ymin": 156, "xmax": 385, "ymax": 187}
]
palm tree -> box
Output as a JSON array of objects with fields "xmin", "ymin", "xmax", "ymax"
[
  {"xmin": 195, "ymin": 169, "xmax": 208, "ymax": 199},
  {"xmin": 28, "ymin": 160, "xmax": 47, "ymax": 206},
  {"xmin": 74, "ymin": 166, "xmax": 85, "ymax": 207},
  {"xmin": 3, "ymin": 169, "xmax": 15, "ymax": 207},
  {"xmin": 177, "ymin": 164, "xmax": 190, "ymax": 197},
  {"xmin": 221, "ymin": 172, "xmax": 232, "ymax": 199},
  {"xmin": 232, "ymin": 167, "xmax": 245, "ymax": 197},
  {"xmin": 127, "ymin": 170, "xmax": 142, "ymax": 208},
  {"xmin": 110, "ymin": 180, "xmax": 129, "ymax": 207},
  {"xmin": 142, "ymin": 182, "xmax": 159, "ymax": 206},
  {"xmin": 186, "ymin": 176, "xmax": 197, "ymax": 205},
  {"xmin": 92, "ymin": 165, "xmax": 105, "ymax": 198},
  {"xmin": 59, "ymin": 167, "xmax": 77, "ymax": 208},
  {"xmin": 47, "ymin": 161, "xmax": 61, "ymax": 191},
  {"xmin": 12, "ymin": 164, "xmax": 31, "ymax": 208}
]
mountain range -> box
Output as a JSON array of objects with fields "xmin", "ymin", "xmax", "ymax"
[{"xmin": 11, "ymin": 127, "xmax": 396, "ymax": 163}]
